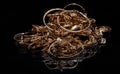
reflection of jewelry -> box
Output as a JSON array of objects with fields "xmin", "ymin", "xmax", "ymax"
[{"xmin": 14, "ymin": 3, "xmax": 111, "ymax": 71}]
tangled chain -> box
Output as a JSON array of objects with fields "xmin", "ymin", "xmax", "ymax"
[{"xmin": 14, "ymin": 3, "xmax": 111, "ymax": 71}]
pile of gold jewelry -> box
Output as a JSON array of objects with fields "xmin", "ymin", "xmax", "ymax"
[{"xmin": 14, "ymin": 3, "xmax": 111, "ymax": 71}]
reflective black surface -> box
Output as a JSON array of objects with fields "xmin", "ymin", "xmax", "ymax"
[{"xmin": 4, "ymin": 0, "xmax": 119, "ymax": 73}]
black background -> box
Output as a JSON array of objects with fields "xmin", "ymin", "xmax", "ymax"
[{"xmin": 3, "ymin": 0, "xmax": 120, "ymax": 73}]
